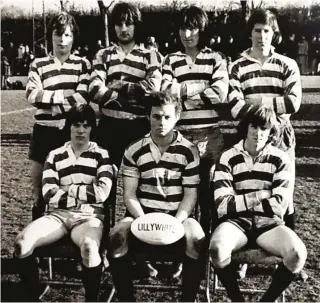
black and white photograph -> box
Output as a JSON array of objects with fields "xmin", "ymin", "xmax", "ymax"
[{"xmin": 1, "ymin": 0, "xmax": 320, "ymax": 301}]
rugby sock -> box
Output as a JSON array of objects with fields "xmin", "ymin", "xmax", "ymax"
[
  {"xmin": 81, "ymin": 262, "xmax": 103, "ymax": 302},
  {"xmin": 109, "ymin": 255, "xmax": 135, "ymax": 302},
  {"xmin": 260, "ymin": 263, "xmax": 295, "ymax": 302},
  {"xmin": 17, "ymin": 254, "xmax": 41, "ymax": 302},
  {"xmin": 215, "ymin": 263, "xmax": 245, "ymax": 302},
  {"xmin": 181, "ymin": 256, "xmax": 204, "ymax": 302}
]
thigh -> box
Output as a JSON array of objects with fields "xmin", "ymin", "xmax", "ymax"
[
  {"xmin": 210, "ymin": 221, "xmax": 248, "ymax": 252},
  {"xmin": 256, "ymin": 225, "xmax": 305, "ymax": 258},
  {"xmin": 71, "ymin": 217, "xmax": 104, "ymax": 248},
  {"xmin": 17, "ymin": 215, "xmax": 67, "ymax": 247}
]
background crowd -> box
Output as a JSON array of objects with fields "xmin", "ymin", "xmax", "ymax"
[{"xmin": 1, "ymin": 3, "xmax": 320, "ymax": 90}]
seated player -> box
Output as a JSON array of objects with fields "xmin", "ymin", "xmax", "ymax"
[
  {"xmin": 14, "ymin": 104, "xmax": 115, "ymax": 302},
  {"xmin": 107, "ymin": 92, "xmax": 206, "ymax": 302},
  {"xmin": 209, "ymin": 106, "xmax": 307, "ymax": 302}
]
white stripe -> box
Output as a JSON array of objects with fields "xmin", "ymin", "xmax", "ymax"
[{"xmin": 1, "ymin": 107, "xmax": 35, "ymax": 116}]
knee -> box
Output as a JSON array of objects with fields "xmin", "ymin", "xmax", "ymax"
[
  {"xmin": 184, "ymin": 219, "xmax": 205, "ymax": 259},
  {"xmin": 81, "ymin": 238, "xmax": 101, "ymax": 267},
  {"xmin": 108, "ymin": 229, "xmax": 130, "ymax": 258},
  {"xmin": 209, "ymin": 240, "xmax": 231, "ymax": 269},
  {"xmin": 285, "ymin": 243, "xmax": 307, "ymax": 272},
  {"xmin": 14, "ymin": 235, "xmax": 34, "ymax": 258}
]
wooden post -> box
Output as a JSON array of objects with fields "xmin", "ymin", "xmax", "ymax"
[{"xmin": 97, "ymin": 0, "xmax": 109, "ymax": 47}]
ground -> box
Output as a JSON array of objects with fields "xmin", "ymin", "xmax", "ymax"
[{"xmin": 1, "ymin": 90, "xmax": 320, "ymax": 302}]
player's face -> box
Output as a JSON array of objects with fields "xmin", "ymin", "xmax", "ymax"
[
  {"xmin": 115, "ymin": 20, "xmax": 135, "ymax": 45},
  {"xmin": 246, "ymin": 123, "xmax": 271, "ymax": 151},
  {"xmin": 52, "ymin": 25, "xmax": 74, "ymax": 57},
  {"xmin": 150, "ymin": 104, "xmax": 179, "ymax": 138},
  {"xmin": 70, "ymin": 120, "xmax": 91, "ymax": 147},
  {"xmin": 179, "ymin": 26, "xmax": 200, "ymax": 50},
  {"xmin": 251, "ymin": 24, "xmax": 274, "ymax": 54}
]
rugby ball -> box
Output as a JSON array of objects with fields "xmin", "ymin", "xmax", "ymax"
[{"xmin": 131, "ymin": 212, "xmax": 185, "ymax": 245}]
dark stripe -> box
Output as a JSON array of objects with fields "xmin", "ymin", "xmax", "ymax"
[
  {"xmin": 177, "ymin": 72, "xmax": 212, "ymax": 83},
  {"xmin": 243, "ymin": 85, "xmax": 284, "ymax": 96},
  {"xmin": 59, "ymin": 165, "xmax": 96, "ymax": 179},
  {"xmin": 177, "ymin": 116, "xmax": 220, "ymax": 126},
  {"xmin": 140, "ymin": 178, "xmax": 182, "ymax": 186},
  {"xmin": 139, "ymin": 191, "xmax": 183, "ymax": 203},
  {"xmin": 233, "ymin": 170, "xmax": 273, "ymax": 184}
]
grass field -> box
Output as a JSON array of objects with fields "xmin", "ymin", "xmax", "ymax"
[{"xmin": 1, "ymin": 90, "xmax": 320, "ymax": 302}]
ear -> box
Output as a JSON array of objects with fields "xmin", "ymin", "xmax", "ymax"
[{"xmin": 175, "ymin": 112, "xmax": 180, "ymax": 121}]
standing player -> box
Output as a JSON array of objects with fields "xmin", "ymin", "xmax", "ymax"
[
  {"xmin": 14, "ymin": 104, "xmax": 115, "ymax": 302},
  {"xmin": 228, "ymin": 9, "xmax": 302, "ymax": 229},
  {"xmin": 162, "ymin": 5, "xmax": 229, "ymax": 236},
  {"xmin": 89, "ymin": 2, "xmax": 162, "ymax": 169},
  {"xmin": 26, "ymin": 12, "xmax": 91, "ymax": 219},
  {"xmin": 107, "ymin": 92, "xmax": 205, "ymax": 302},
  {"xmin": 210, "ymin": 106, "xmax": 307, "ymax": 302}
]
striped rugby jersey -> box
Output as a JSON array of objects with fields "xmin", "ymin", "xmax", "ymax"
[
  {"xmin": 42, "ymin": 141, "xmax": 114, "ymax": 214},
  {"xmin": 26, "ymin": 54, "xmax": 91, "ymax": 129},
  {"xmin": 213, "ymin": 140, "xmax": 291, "ymax": 226},
  {"xmin": 161, "ymin": 47, "xmax": 229, "ymax": 130},
  {"xmin": 121, "ymin": 131, "xmax": 200, "ymax": 211},
  {"xmin": 89, "ymin": 44, "xmax": 162, "ymax": 119},
  {"xmin": 229, "ymin": 48, "xmax": 302, "ymax": 125}
]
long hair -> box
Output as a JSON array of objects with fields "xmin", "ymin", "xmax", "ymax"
[
  {"xmin": 236, "ymin": 105, "xmax": 280, "ymax": 145},
  {"xmin": 65, "ymin": 104, "xmax": 97, "ymax": 141},
  {"xmin": 110, "ymin": 2, "xmax": 143, "ymax": 44},
  {"xmin": 176, "ymin": 5, "xmax": 209, "ymax": 51},
  {"xmin": 47, "ymin": 12, "xmax": 79, "ymax": 52},
  {"xmin": 246, "ymin": 9, "xmax": 282, "ymax": 45}
]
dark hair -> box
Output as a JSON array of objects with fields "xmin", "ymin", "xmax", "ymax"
[
  {"xmin": 176, "ymin": 5, "xmax": 209, "ymax": 50},
  {"xmin": 236, "ymin": 105, "xmax": 279, "ymax": 144},
  {"xmin": 65, "ymin": 104, "xmax": 97, "ymax": 140},
  {"xmin": 145, "ymin": 92, "xmax": 182, "ymax": 116},
  {"xmin": 47, "ymin": 12, "xmax": 79, "ymax": 51},
  {"xmin": 246, "ymin": 9, "xmax": 282, "ymax": 44},
  {"xmin": 110, "ymin": 2, "xmax": 143, "ymax": 44}
]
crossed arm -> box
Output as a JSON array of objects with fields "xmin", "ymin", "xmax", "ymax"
[
  {"xmin": 26, "ymin": 59, "xmax": 91, "ymax": 115},
  {"xmin": 42, "ymin": 151, "xmax": 114, "ymax": 209}
]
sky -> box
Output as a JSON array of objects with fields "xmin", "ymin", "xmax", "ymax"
[{"xmin": 2, "ymin": 0, "xmax": 320, "ymax": 13}]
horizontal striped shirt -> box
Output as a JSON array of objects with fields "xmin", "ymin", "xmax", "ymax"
[
  {"xmin": 89, "ymin": 44, "xmax": 162, "ymax": 119},
  {"xmin": 42, "ymin": 141, "xmax": 114, "ymax": 214},
  {"xmin": 121, "ymin": 131, "xmax": 200, "ymax": 211},
  {"xmin": 161, "ymin": 48, "xmax": 229, "ymax": 130},
  {"xmin": 229, "ymin": 48, "xmax": 302, "ymax": 125},
  {"xmin": 213, "ymin": 140, "xmax": 291, "ymax": 225},
  {"xmin": 26, "ymin": 54, "xmax": 91, "ymax": 128}
]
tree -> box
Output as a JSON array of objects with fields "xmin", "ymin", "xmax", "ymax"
[{"xmin": 97, "ymin": 0, "xmax": 116, "ymax": 47}]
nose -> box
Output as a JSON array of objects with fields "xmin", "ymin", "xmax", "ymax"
[
  {"xmin": 78, "ymin": 125, "xmax": 85, "ymax": 133},
  {"xmin": 120, "ymin": 23, "xmax": 127, "ymax": 31},
  {"xmin": 185, "ymin": 29, "xmax": 192, "ymax": 38}
]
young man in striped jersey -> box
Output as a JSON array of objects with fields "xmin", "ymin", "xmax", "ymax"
[
  {"xmin": 107, "ymin": 92, "xmax": 206, "ymax": 302},
  {"xmin": 89, "ymin": 2, "xmax": 162, "ymax": 169},
  {"xmin": 228, "ymin": 9, "xmax": 302, "ymax": 230},
  {"xmin": 26, "ymin": 12, "xmax": 91, "ymax": 220},
  {"xmin": 161, "ymin": 6, "xmax": 229, "ymax": 236},
  {"xmin": 209, "ymin": 106, "xmax": 307, "ymax": 302},
  {"xmin": 14, "ymin": 104, "xmax": 115, "ymax": 302}
]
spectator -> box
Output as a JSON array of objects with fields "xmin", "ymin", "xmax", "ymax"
[
  {"xmin": 36, "ymin": 43, "xmax": 48, "ymax": 58},
  {"xmin": 284, "ymin": 33, "xmax": 298, "ymax": 60},
  {"xmin": 297, "ymin": 35, "xmax": 309, "ymax": 74},
  {"xmin": 309, "ymin": 35, "xmax": 320, "ymax": 75},
  {"xmin": 1, "ymin": 56, "xmax": 11, "ymax": 89}
]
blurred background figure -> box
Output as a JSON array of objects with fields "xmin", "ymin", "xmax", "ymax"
[
  {"xmin": 36, "ymin": 43, "xmax": 48, "ymax": 58},
  {"xmin": 284, "ymin": 33, "xmax": 298, "ymax": 60},
  {"xmin": 1, "ymin": 56, "xmax": 11, "ymax": 89},
  {"xmin": 309, "ymin": 34, "xmax": 320, "ymax": 75},
  {"xmin": 297, "ymin": 36, "xmax": 309, "ymax": 74}
]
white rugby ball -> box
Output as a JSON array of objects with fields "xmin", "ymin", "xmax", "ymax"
[{"xmin": 131, "ymin": 212, "xmax": 185, "ymax": 245}]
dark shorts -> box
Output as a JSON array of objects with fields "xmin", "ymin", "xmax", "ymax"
[
  {"xmin": 226, "ymin": 216, "xmax": 284, "ymax": 245},
  {"xmin": 28, "ymin": 124, "xmax": 68, "ymax": 164},
  {"xmin": 96, "ymin": 116, "xmax": 149, "ymax": 168}
]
